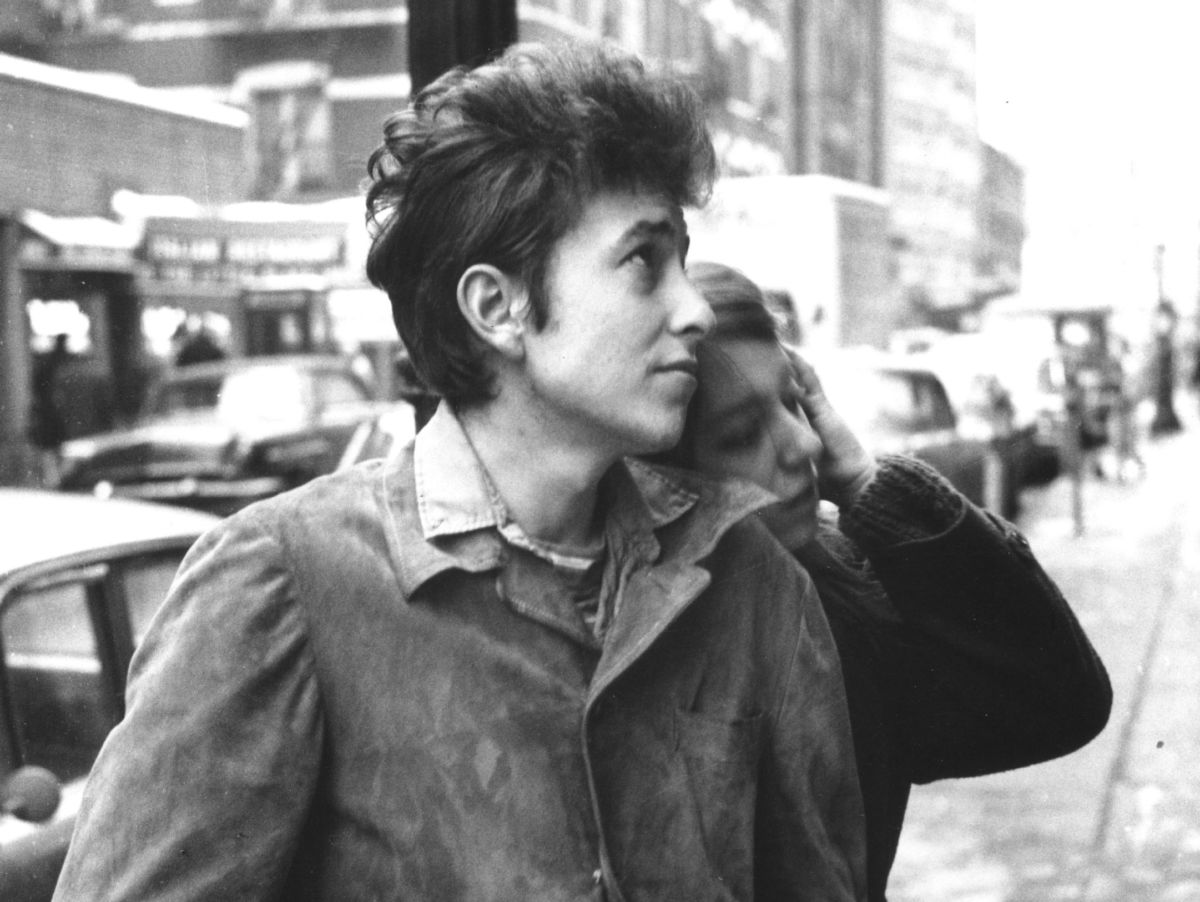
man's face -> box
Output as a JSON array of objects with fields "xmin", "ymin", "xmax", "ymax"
[{"xmin": 519, "ymin": 189, "xmax": 714, "ymax": 460}]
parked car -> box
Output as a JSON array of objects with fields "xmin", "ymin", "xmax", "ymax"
[
  {"xmin": 902, "ymin": 338, "xmax": 1048, "ymax": 492},
  {"xmin": 335, "ymin": 401, "xmax": 419, "ymax": 471},
  {"xmin": 0, "ymin": 489, "xmax": 218, "ymax": 902},
  {"xmin": 807, "ymin": 347, "xmax": 1024, "ymax": 518},
  {"xmin": 58, "ymin": 355, "xmax": 383, "ymax": 515}
]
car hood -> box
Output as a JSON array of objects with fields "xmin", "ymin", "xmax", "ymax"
[{"xmin": 59, "ymin": 418, "xmax": 243, "ymax": 485}]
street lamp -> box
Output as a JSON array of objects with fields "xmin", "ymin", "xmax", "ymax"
[{"xmin": 1150, "ymin": 296, "xmax": 1183, "ymax": 435}]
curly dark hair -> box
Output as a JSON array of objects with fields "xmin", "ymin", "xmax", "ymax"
[{"xmin": 365, "ymin": 40, "xmax": 717, "ymax": 406}]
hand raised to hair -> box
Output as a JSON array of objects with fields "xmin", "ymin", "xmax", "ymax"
[{"xmin": 787, "ymin": 348, "xmax": 878, "ymax": 508}]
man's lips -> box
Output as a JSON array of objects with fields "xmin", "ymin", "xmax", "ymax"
[{"xmin": 657, "ymin": 359, "xmax": 698, "ymax": 378}]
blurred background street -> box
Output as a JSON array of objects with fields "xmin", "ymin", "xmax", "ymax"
[
  {"xmin": 4, "ymin": 1, "xmax": 1200, "ymax": 899},
  {"xmin": 890, "ymin": 395, "xmax": 1200, "ymax": 902}
]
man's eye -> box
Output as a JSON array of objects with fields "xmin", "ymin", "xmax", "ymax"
[{"xmin": 627, "ymin": 245, "xmax": 655, "ymax": 267}]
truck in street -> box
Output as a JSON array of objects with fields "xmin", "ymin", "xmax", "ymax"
[{"xmin": 685, "ymin": 174, "xmax": 897, "ymax": 350}]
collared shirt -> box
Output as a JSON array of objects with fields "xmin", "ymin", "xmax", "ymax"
[
  {"xmin": 54, "ymin": 404, "xmax": 869, "ymax": 902},
  {"xmin": 413, "ymin": 404, "xmax": 694, "ymax": 640},
  {"xmin": 413, "ymin": 403, "xmax": 698, "ymax": 563}
]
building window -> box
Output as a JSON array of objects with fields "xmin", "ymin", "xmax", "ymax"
[
  {"xmin": 252, "ymin": 87, "xmax": 332, "ymax": 197},
  {"xmin": 646, "ymin": 0, "xmax": 666, "ymax": 57},
  {"xmin": 237, "ymin": 63, "xmax": 333, "ymax": 199},
  {"xmin": 601, "ymin": 0, "xmax": 621, "ymax": 40},
  {"xmin": 645, "ymin": 0, "xmax": 697, "ymax": 65}
]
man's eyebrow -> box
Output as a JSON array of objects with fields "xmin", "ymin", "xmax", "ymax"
[{"xmin": 617, "ymin": 217, "xmax": 681, "ymax": 245}]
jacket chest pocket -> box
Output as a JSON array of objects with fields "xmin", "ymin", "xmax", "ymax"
[{"xmin": 674, "ymin": 708, "xmax": 764, "ymax": 896}]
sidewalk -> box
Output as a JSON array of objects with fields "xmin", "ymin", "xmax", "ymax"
[{"xmin": 888, "ymin": 393, "xmax": 1200, "ymax": 901}]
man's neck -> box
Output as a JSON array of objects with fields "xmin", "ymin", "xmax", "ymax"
[{"xmin": 456, "ymin": 401, "xmax": 613, "ymax": 549}]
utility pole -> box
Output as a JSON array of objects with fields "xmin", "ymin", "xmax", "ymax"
[
  {"xmin": 407, "ymin": 0, "xmax": 518, "ymax": 95},
  {"xmin": 402, "ymin": 1, "xmax": 517, "ymax": 432}
]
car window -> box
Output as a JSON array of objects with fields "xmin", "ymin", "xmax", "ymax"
[
  {"xmin": 149, "ymin": 376, "xmax": 224, "ymax": 416},
  {"xmin": 125, "ymin": 553, "xmax": 186, "ymax": 645},
  {"xmin": 1, "ymin": 550, "xmax": 188, "ymax": 782},
  {"xmin": 218, "ymin": 367, "xmax": 307, "ymax": 426},
  {"xmin": 831, "ymin": 370, "xmax": 955, "ymax": 437},
  {"xmin": 879, "ymin": 372, "xmax": 955, "ymax": 432},
  {"xmin": 2, "ymin": 572, "xmax": 114, "ymax": 781}
]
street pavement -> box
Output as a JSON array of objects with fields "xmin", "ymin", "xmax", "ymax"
[{"xmin": 887, "ymin": 393, "xmax": 1200, "ymax": 902}]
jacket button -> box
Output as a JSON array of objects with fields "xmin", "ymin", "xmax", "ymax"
[{"xmin": 593, "ymin": 867, "xmax": 603, "ymax": 885}]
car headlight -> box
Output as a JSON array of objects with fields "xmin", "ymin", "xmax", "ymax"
[{"xmin": 60, "ymin": 438, "xmax": 97, "ymax": 461}]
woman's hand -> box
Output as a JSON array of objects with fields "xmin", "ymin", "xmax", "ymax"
[{"xmin": 787, "ymin": 348, "xmax": 878, "ymax": 508}]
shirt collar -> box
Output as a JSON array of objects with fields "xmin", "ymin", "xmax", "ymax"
[
  {"xmin": 412, "ymin": 401, "xmax": 503, "ymax": 540},
  {"xmin": 394, "ymin": 402, "xmax": 734, "ymax": 592},
  {"xmin": 413, "ymin": 402, "xmax": 702, "ymax": 544}
]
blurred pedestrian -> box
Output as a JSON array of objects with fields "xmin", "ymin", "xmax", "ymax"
[
  {"xmin": 658, "ymin": 261, "xmax": 1112, "ymax": 902},
  {"xmin": 172, "ymin": 317, "xmax": 226, "ymax": 367},
  {"xmin": 1190, "ymin": 334, "xmax": 1200, "ymax": 392},
  {"xmin": 53, "ymin": 42, "xmax": 868, "ymax": 901},
  {"xmin": 1098, "ymin": 334, "xmax": 1145, "ymax": 482},
  {"xmin": 27, "ymin": 333, "xmax": 71, "ymax": 487}
]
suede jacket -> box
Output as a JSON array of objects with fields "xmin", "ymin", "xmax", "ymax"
[{"xmin": 53, "ymin": 406, "xmax": 868, "ymax": 902}]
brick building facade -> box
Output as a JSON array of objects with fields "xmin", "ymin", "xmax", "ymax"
[
  {"xmin": 0, "ymin": 52, "xmax": 248, "ymax": 483},
  {"xmin": 15, "ymin": 1, "xmax": 850, "ymax": 195}
]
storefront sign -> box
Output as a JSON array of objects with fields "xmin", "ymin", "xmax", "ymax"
[
  {"xmin": 141, "ymin": 217, "xmax": 347, "ymax": 282},
  {"xmin": 242, "ymin": 289, "xmax": 311, "ymax": 310}
]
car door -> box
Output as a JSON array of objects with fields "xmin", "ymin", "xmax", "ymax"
[
  {"xmin": 885, "ymin": 368, "xmax": 987, "ymax": 505},
  {"xmin": 0, "ymin": 548, "xmax": 188, "ymax": 902}
]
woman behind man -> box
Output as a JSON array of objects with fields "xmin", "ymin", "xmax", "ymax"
[{"xmin": 664, "ymin": 261, "xmax": 1112, "ymax": 901}]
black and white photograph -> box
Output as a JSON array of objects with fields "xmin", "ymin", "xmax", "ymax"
[{"xmin": 0, "ymin": 1, "xmax": 1195, "ymax": 899}]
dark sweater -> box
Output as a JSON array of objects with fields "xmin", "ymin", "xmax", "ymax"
[{"xmin": 802, "ymin": 455, "xmax": 1112, "ymax": 902}]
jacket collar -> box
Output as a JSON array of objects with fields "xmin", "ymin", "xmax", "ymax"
[
  {"xmin": 412, "ymin": 401, "xmax": 503, "ymax": 539},
  {"xmin": 381, "ymin": 402, "xmax": 776, "ymax": 602}
]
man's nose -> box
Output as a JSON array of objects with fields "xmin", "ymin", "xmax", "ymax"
[{"xmin": 668, "ymin": 272, "xmax": 715, "ymax": 338}]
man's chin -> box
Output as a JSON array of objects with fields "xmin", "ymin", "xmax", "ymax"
[{"xmin": 626, "ymin": 415, "xmax": 686, "ymax": 458}]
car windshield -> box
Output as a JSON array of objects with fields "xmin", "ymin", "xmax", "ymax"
[
  {"xmin": 822, "ymin": 368, "xmax": 955, "ymax": 437},
  {"xmin": 148, "ymin": 367, "xmax": 307, "ymax": 428},
  {"xmin": 150, "ymin": 375, "xmax": 223, "ymax": 415}
]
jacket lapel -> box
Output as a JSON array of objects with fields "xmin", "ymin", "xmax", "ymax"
[{"xmin": 588, "ymin": 461, "xmax": 775, "ymax": 701}]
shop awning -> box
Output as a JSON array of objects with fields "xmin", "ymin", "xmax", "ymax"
[
  {"xmin": 17, "ymin": 209, "xmax": 140, "ymax": 272},
  {"xmin": 136, "ymin": 278, "xmax": 241, "ymax": 317}
]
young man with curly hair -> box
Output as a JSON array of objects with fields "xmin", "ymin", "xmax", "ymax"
[{"xmin": 54, "ymin": 42, "xmax": 867, "ymax": 901}]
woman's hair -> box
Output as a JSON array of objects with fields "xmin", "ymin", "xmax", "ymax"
[
  {"xmin": 365, "ymin": 40, "xmax": 717, "ymax": 407},
  {"xmin": 684, "ymin": 260, "xmax": 778, "ymax": 344},
  {"xmin": 669, "ymin": 261, "xmax": 888, "ymax": 613}
]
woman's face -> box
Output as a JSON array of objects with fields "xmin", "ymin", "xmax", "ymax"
[{"xmin": 691, "ymin": 338, "xmax": 824, "ymax": 549}]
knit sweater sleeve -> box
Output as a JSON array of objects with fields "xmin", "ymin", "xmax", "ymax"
[
  {"xmin": 837, "ymin": 454, "xmax": 965, "ymax": 550},
  {"xmin": 832, "ymin": 454, "xmax": 1112, "ymax": 782}
]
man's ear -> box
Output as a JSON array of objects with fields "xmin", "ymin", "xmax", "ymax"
[{"xmin": 457, "ymin": 264, "xmax": 530, "ymax": 360}]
